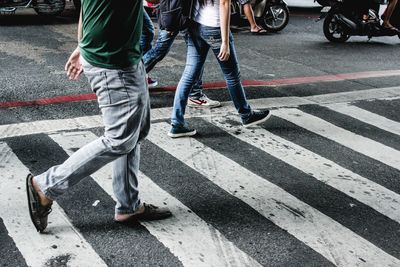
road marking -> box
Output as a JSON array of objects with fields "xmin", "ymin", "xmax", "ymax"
[
  {"xmin": 304, "ymin": 87, "xmax": 400, "ymax": 104},
  {"xmin": 150, "ymin": 70, "xmax": 400, "ymax": 92},
  {"xmin": 148, "ymin": 122, "xmax": 400, "ymax": 267},
  {"xmin": 1, "ymin": 70, "xmax": 400, "ymax": 108},
  {"xmin": 274, "ymin": 108, "xmax": 400, "ymax": 171},
  {"xmin": 324, "ymin": 103, "xmax": 400, "ymax": 136},
  {"xmin": 0, "ymin": 142, "xmax": 107, "ymax": 267},
  {"xmin": 50, "ymin": 131, "xmax": 261, "ymax": 267},
  {"xmin": 1, "ymin": 86, "xmax": 399, "ymax": 139},
  {"xmin": 0, "ymin": 115, "xmax": 103, "ymax": 139},
  {"xmin": 212, "ymin": 115, "xmax": 400, "ymax": 224}
]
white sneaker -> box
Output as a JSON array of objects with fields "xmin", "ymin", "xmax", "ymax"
[
  {"xmin": 147, "ymin": 75, "xmax": 158, "ymax": 88},
  {"xmin": 187, "ymin": 95, "xmax": 221, "ymax": 108}
]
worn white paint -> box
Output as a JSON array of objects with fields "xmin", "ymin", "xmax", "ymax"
[
  {"xmin": 212, "ymin": 115, "xmax": 400, "ymax": 224},
  {"xmin": 0, "ymin": 143, "xmax": 107, "ymax": 267},
  {"xmin": 148, "ymin": 122, "xmax": 400, "ymax": 267},
  {"xmin": 0, "ymin": 115, "xmax": 103, "ymax": 139},
  {"xmin": 325, "ymin": 103, "xmax": 400, "ymax": 136},
  {"xmin": 1, "ymin": 86, "xmax": 400, "ymax": 139},
  {"xmin": 304, "ymin": 86, "xmax": 400, "ymax": 104},
  {"xmin": 50, "ymin": 131, "xmax": 261, "ymax": 267},
  {"xmin": 274, "ymin": 108, "xmax": 400, "ymax": 171}
]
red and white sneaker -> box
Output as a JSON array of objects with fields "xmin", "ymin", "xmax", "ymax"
[
  {"xmin": 147, "ymin": 76, "xmax": 158, "ymax": 88},
  {"xmin": 187, "ymin": 95, "xmax": 221, "ymax": 108}
]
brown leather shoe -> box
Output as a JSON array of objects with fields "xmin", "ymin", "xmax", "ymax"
[
  {"xmin": 115, "ymin": 203, "xmax": 172, "ymax": 223},
  {"xmin": 26, "ymin": 174, "xmax": 52, "ymax": 233}
]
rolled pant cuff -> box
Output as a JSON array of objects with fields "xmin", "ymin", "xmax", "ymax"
[
  {"xmin": 115, "ymin": 199, "xmax": 141, "ymax": 215},
  {"xmin": 35, "ymin": 175, "xmax": 57, "ymax": 201}
]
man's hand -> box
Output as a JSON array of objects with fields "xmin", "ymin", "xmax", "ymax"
[
  {"xmin": 218, "ymin": 42, "xmax": 230, "ymax": 61},
  {"xmin": 65, "ymin": 47, "xmax": 83, "ymax": 80}
]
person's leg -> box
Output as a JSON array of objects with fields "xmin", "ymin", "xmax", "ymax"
[
  {"xmin": 203, "ymin": 28, "xmax": 251, "ymax": 118},
  {"xmin": 180, "ymin": 30, "xmax": 221, "ymax": 108},
  {"xmin": 241, "ymin": 2, "xmax": 266, "ymax": 33},
  {"xmin": 109, "ymin": 62, "xmax": 152, "ymax": 217},
  {"xmin": 170, "ymin": 25, "xmax": 208, "ymax": 133},
  {"xmin": 141, "ymin": 8, "xmax": 155, "ymax": 54},
  {"xmin": 33, "ymin": 60, "xmax": 150, "ymax": 214},
  {"xmin": 143, "ymin": 30, "xmax": 178, "ymax": 73},
  {"xmin": 203, "ymin": 27, "xmax": 271, "ymax": 126},
  {"xmin": 243, "ymin": 3, "xmax": 259, "ymax": 31},
  {"xmin": 189, "ymin": 75, "xmax": 204, "ymax": 99},
  {"xmin": 383, "ymin": 0, "xmax": 399, "ymax": 29}
]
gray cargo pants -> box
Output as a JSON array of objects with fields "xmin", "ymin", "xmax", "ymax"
[{"xmin": 35, "ymin": 57, "xmax": 150, "ymax": 215}]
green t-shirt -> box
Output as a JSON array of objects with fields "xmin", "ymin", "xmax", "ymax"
[{"xmin": 80, "ymin": 0, "xmax": 143, "ymax": 69}]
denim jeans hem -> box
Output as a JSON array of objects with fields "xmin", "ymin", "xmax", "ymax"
[
  {"xmin": 115, "ymin": 200, "xmax": 141, "ymax": 215},
  {"xmin": 38, "ymin": 184, "xmax": 57, "ymax": 201},
  {"xmin": 240, "ymin": 110, "xmax": 252, "ymax": 120},
  {"xmin": 188, "ymin": 91, "xmax": 205, "ymax": 99}
]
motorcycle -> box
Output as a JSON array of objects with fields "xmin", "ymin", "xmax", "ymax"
[
  {"xmin": 316, "ymin": 0, "xmax": 400, "ymax": 42},
  {"xmin": 231, "ymin": 0, "xmax": 290, "ymax": 32},
  {"xmin": 0, "ymin": 0, "xmax": 65, "ymax": 16}
]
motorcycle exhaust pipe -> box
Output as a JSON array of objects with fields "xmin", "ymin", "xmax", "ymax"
[{"xmin": 334, "ymin": 14, "xmax": 357, "ymax": 32}]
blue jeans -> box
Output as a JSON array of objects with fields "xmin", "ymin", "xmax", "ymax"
[
  {"xmin": 171, "ymin": 22, "xmax": 252, "ymax": 127},
  {"xmin": 143, "ymin": 29, "xmax": 204, "ymax": 98},
  {"xmin": 36, "ymin": 58, "xmax": 150, "ymax": 215},
  {"xmin": 141, "ymin": 8, "xmax": 155, "ymax": 55}
]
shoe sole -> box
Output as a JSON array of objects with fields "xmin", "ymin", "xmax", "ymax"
[
  {"xmin": 168, "ymin": 130, "xmax": 197, "ymax": 138},
  {"xmin": 26, "ymin": 174, "xmax": 44, "ymax": 233},
  {"xmin": 187, "ymin": 103, "xmax": 221, "ymax": 109},
  {"xmin": 243, "ymin": 111, "xmax": 272, "ymax": 128},
  {"xmin": 148, "ymin": 82, "xmax": 158, "ymax": 88},
  {"xmin": 114, "ymin": 211, "xmax": 172, "ymax": 223}
]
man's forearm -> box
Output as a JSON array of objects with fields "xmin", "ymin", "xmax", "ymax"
[{"xmin": 77, "ymin": 8, "xmax": 83, "ymax": 42}]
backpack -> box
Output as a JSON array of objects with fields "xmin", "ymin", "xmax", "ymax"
[{"xmin": 158, "ymin": 0, "xmax": 195, "ymax": 32}]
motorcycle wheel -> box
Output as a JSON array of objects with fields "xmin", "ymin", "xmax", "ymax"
[
  {"xmin": 34, "ymin": 0, "xmax": 65, "ymax": 16},
  {"xmin": 261, "ymin": 4, "xmax": 289, "ymax": 32},
  {"xmin": 323, "ymin": 13, "xmax": 350, "ymax": 43},
  {"xmin": 72, "ymin": 0, "xmax": 80, "ymax": 11}
]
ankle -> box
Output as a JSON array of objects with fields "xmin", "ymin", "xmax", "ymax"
[
  {"xmin": 32, "ymin": 177, "xmax": 52, "ymax": 206},
  {"xmin": 114, "ymin": 205, "xmax": 145, "ymax": 221}
]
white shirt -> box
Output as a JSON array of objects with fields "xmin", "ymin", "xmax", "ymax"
[{"xmin": 193, "ymin": 0, "xmax": 220, "ymax": 27}]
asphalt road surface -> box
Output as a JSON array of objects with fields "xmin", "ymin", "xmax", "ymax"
[{"xmin": 1, "ymin": 3, "xmax": 400, "ymax": 267}]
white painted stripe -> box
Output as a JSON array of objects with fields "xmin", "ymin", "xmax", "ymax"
[
  {"xmin": 274, "ymin": 108, "xmax": 400, "ymax": 171},
  {"xmin": 1, "ymin": 86, "xmax": 400, "ymax": 139},
  {"xmin": 0, "ymin": 115, "xmax": 103, "ymax": 139},
  {"xmin": 325, "ymin": 103, "xmax": 400, "ymax": 136},
  {"xmin": 304, "ymin": 86, "xmax": 400, "ymax": 104},
  {"xmin": 50, "ymin": 131, "xmax": 261, "ymax": 267},
  {"xmin": 0, "ymin": 143, "xmax": 107, "ymax": 267},
  {"xmin": 212, "ymin": 115, "xmax": 400, "ymax": 224},
  {"xmin": 148, "ymin": 122, "xmax": 400, "ymax": 267}
]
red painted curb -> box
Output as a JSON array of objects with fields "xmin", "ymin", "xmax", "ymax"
[
  {"xmin": 1, "ymin": 69, "xmax": 400, "ymax": 109},
  {"xmin": 0, "ymin": 93, "xmax": 96, "ymax": 109}
]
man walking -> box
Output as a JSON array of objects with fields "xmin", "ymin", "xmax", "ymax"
[{"xmin": 26, "ymin": 0, "xmax": 172, "ymax": 233}]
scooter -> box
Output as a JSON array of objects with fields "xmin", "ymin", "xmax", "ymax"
[
  {"xmin": 0, "ymin": 0, "xmax": 65, "ymax": 16},
  {"xmin": 231, "ymin": 0, "xmax": 290, "ymax": 32},
  {"xmin": 316, "ymin": 0, "xmax": 400, "ymax": 42}
]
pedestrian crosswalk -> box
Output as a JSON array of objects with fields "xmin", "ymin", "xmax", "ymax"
[
  {"xmin": 51, "ymin": 131, "xmax": 261, "ymax": 267},
  {"xmin": 1, "ymin": 91, "xmax": 400, "ymax": 267}
]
